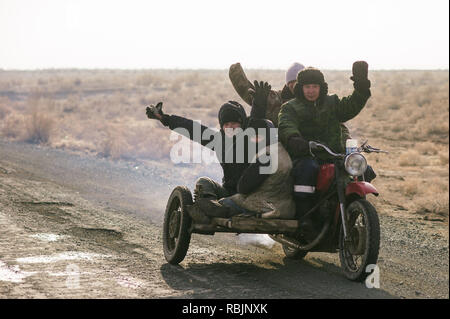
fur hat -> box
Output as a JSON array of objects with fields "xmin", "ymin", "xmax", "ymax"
[
  {"xmin": 218, "ymin": 101, "xmax": 247, "ymax": 129},
  {"xmin": 293, "ymin": 67, "xmax": 328, "ymax": 100}
]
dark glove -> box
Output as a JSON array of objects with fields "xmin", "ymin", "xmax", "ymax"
[
  {"xmin": 146, "ymin": 102, "xmax": 171, "ymax": 126},
  {"xmin": 249, "ymin": 80, "xmax": 271, "ymax": 119},
  {"xmin": 287, "ymin": 134, "xmax": 310, "ymax": 158},
  {"xmin": 350, "ymin": 61, "xmax": 371, "ymax": 92},
  {"xmin": 146, "ymin": 102, "xmax": 164, "ymax": 120}
]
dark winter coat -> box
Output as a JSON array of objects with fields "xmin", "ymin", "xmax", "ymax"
[
  {"xmin": 278, "ymin": 90, "xmax": 371, "ymax": 160},
  {"xmin": 162, "ymin": 102, "xmax": 251, "ymax": 195}
]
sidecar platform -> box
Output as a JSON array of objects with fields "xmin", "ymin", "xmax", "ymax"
[{"xmin": 191, "ymin": 216, "xmax": 299, "ymax": 235}]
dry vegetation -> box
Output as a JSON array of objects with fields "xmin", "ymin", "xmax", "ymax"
[{"xmin": 0, "ymin": 68, "xmax": 448, "ymax": 222}]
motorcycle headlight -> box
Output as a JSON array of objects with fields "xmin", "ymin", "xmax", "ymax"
[{"xmin": 344, "ymin": 153, "xmax": 367, "ymax": 176}]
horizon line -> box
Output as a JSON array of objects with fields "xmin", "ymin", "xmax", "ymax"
[{"xmin": 1, "ymin": 67, "xmax": 449, "ymax": 72}]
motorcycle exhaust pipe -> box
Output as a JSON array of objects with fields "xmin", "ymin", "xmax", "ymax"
[
  {"xmin": 270, "ymin": 215, "xmax": 332, "ymax": 251},
  {"xmin": 270, "ymin": 234, "xmax": 307, "ymax": 251}
]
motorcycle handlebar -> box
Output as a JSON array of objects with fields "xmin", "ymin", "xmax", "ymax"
[
  {"xmin": 358, "ymin": 140, "xmax": 389, "ymax": 154},
  {"xmin": 309, "ymin": 141, "xmax": 345, "ymax": 158},
  {"xmin": 309, "ymin": 140, "xmax": 388, "ymax": 157}
]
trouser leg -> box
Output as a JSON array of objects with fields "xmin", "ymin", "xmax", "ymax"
[
  {"xmin": 291, "ymin": 157, "xmax": 320, "ymax": 218},
  {"xmin": 218, "ymin": 197, "xmax": 253, "ymax": 216},
  {"xmin": 191, "ymin": 177, "xmax": 233, "ymax": 219},
  {"xmin": 291, "ymin": 157, "xmax": 321, "ymax": 241}
]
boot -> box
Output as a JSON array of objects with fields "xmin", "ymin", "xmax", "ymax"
[{"xmin": 186, "ymin": 203, "xmax": 211, "ymax": 224}]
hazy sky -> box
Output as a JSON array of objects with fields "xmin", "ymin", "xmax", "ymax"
[{"xmin": 1, "ymin": 0, "xmax": 449, "ymax": 70}]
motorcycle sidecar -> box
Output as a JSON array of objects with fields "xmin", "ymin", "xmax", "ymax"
[{"xmin": 162, "ymin": 186, "xmax": 299, "ymax": 265}]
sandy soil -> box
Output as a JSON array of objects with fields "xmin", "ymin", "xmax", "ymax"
[{"xmin": 0, "ymin": 140, "xmax": 448, "ymax": 299}]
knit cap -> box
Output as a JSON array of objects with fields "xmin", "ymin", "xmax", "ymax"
[{"xmin": 285, "ymin": 62, "xmax": 305, "ymax": 84}]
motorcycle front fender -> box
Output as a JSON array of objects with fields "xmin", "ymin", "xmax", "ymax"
[{"xmin": 345, "ymin": 181, "xmax": 379, "ymax": 198}]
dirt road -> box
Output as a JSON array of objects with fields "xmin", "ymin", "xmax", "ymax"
[{"xmin": 0, "ymin": 140, "xmax": 448, "ymax": 298}]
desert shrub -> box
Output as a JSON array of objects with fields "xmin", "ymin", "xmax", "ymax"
[
  {"xmin": 415, "ymin": 142, "xmax": 439, "ymax": 155},
  {"xmin": 1, "ymin": 113, "xmax": 25, "ymax": 139},
  {"xmin": 402, "ymin": 179, "xmax": 420, "ymax": 197},
  {"xmin": 23, "ymin": 110, "xmax": 55, "ymax": 144},
  {"xmin": 99, "ymin": 127, "xmax": 128, "ymax": 159},
  {"xmin": 388, "ymin": 103, "xmax": 401, "ymax": 110},
  {"xmin": 184, "ymin": 73, "xmax": 200, "ymax": 87},
  {"xmin": 170, "ymin": 78, "xmax": 183, "ymax": 92},
  {"xmin": 0, "ymin": 103, "xmax": 10, "ymax": 119},
  {"xmin": 135, "ymin": 73, "xmax": 164, "ymax": 86},
  {"xmin": 415, "ymin": 194, "xmax": 449, "ymax": 217},
  {"xmin": 54, "ymin": 138, "xmax": 93, "ymax": 152},
  {"xmin": 37, "ymin": 78, "xmax": 47, "ymax": 86},
  {"xmin": 412, "ymin": 177, "xmax": 449, "ymax": 218},
  {"xmin": 427, "ymin": 122, "xmax": 449, "ymax": 137}
]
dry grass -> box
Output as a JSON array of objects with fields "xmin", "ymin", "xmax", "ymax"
[
  {"xmin": 402, "ymin": 178, "xmax": 420, "ymax": 197},
  {"xmin": 0, "ymin": 68, "xmax": 448, "ymax": 220},
  {"xmin": 398, "ymin": 150, "xmax": 429, "ymax": 167},
  {"xmin": 439, "ymin": 152, "xmax": 449, "ymax": 165}
]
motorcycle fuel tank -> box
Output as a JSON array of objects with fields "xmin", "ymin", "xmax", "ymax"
[{"xmin": 316, "ymin": 164, "xmax": 335, "ymax": 193}]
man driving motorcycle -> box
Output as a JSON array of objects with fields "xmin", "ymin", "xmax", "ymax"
[{"xmin": 277, "ymin": 61, "xmax": 372, "ymax": 227}]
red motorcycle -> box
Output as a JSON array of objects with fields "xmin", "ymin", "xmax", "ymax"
[{"xmin": 162, "ymin": 141, "xmax": 387, "ymax": 282}]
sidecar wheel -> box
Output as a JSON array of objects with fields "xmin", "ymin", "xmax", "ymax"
[
  {"xmin": 163, "ymin": 186, "xmax": 193, "ymax": 265},
  {"xmin": 282, "ymin": 245, "xmax": 308, "ymax": 259},
  {"xmin": 339, "ymin": 199, "xmax": 380, "ymax": 282}
]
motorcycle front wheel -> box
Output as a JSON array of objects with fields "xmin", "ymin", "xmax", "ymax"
[
  {"xmin": 339, "ymin": 199, "xmax": 380, "ymax": 282},
  {"xmin": 162, "ymin": 186, "xmax": 193, "ymax": 265}
]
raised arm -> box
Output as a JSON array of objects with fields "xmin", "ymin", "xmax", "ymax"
[
  {"xmin": 229, "ymin": 63, "xmax": 255, "ymax": 106},
  {"xmin": 146, "ymin": 102, "xmax": 218, "ymax": 149},
  {"xmin": 249, "ymin": 80, "xmax": 272, "ymax": 120},
  {"xmin": 333, "ymin": 61, "xmax": 372, "ymax": 122}
]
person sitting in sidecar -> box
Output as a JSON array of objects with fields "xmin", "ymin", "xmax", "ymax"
[
  {"xmin": 145, "ymin": 99, "xmax": 265, "ymax": 223},
  {"xmin": 198, "ymin": 118, "xmax": 296, "ymax": 221}
]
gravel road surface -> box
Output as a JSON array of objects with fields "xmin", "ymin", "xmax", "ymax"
[{"xmin": 0, "ymin": 140, "xmax": 448, "ymax": 298}]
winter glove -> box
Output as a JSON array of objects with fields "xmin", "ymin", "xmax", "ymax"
[
  {"xmin": 350, "ymin": 61, "xmax": 371, "ymax": 92},
  {"xmin": 287, "ymin": 134, "xmax": 310, "ymax": 158},
  {"xmin": 249, "ymin": 80, "xmax": 271, "ymax": 119},
  {"xmin": 146, "ymin": 102, "xmax": 170, "ymax": 126},
  {"xmin": 146, "ymin": 102, "xmax": 164, "ymax": 120}
]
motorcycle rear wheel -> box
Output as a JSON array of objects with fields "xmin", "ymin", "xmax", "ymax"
[
  {"xmin": 163, "ymin": 186, "xmax": 193, "ymax": 265},
  {"xmin": 339, "ymin": 199, "xmax": 380, "ymax": 282}
]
